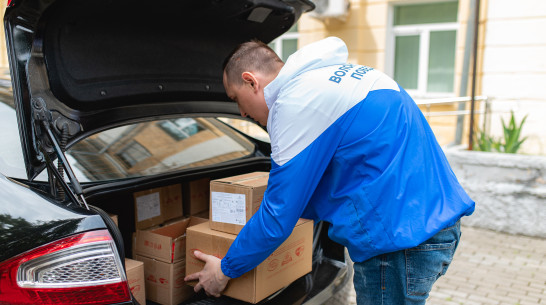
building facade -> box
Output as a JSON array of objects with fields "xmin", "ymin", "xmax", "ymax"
[
  {"xmin": 1, "ymin": 0, "xmax": 545, "ymax": 154},
  {"xmin": 276, "ymin": 0, "xmax": 545, "ymax": 154}
]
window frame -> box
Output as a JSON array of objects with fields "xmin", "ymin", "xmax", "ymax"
[
  {"xmin": 116, "ymin": 140, "xmax": 152, "ymax": 168},
  {"xmin": 269, "ymin": 25, "xmax": 299, "ymax": 62},
  {"xmin": 156, "ymin": 118, "xmax": 204, "ymax": 141},
  {"xmin": 63, "ymin": 116, "xmax": 261, "ymax": 182},
  {"xmin": 386, "ymin": 1, "xmax": 459, "ymax": 98}
]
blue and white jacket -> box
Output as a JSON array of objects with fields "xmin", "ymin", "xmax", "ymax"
[{"xmin": 221, "ymin": 37, "xmax": 475, "ymax": 279}]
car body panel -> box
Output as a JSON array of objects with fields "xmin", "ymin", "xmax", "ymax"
[{"xmin": 0, "ymin": 173, "xmax": 105, "ymax": 262}]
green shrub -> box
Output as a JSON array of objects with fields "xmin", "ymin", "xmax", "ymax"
[
  {"xmin": 473, "ymin": 111, "xmax": 527, "ymax": 154},
  {"xmin": 474, "ymin": 128, "xmax": 500, "ymax": 152}
]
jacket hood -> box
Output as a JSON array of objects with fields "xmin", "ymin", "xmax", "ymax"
[{"xmin": 264, "ymin": 37, "xmax": 348, "ymax": 109}]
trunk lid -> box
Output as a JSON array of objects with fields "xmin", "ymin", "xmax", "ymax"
[{"xmin": 4, "ymin": 0, "xmax": 313, "ymax": 179}]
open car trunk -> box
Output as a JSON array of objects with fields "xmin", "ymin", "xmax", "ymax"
[
  {"xmin": 4, "ymin": 0, "xmax": 351, "ymax": 303},
  {"xmin": 79, "ymin": 159, "xmax": 351, "ymax": 305}
]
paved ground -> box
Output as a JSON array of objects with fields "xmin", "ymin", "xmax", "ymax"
[{"xmin": 332, "ymin": 225, "xmax": 546, "ymax": 305}]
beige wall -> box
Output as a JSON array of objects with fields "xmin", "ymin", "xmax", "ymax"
[
  {"xmin": 298, "ymin": 0, "xmax": 489, "ymax": 147},
  {"xmin": 480, "ymin": 0, "xmax": 546, "ymax": 155},
  {"xmin": 299, "ymin": 0, "xmax": 389, "ymax": 70},
  {"xmin": 299, "ymin": 0, "xmax": 489, "ymax": 94}
]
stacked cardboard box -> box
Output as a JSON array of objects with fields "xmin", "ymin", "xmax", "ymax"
[
  {"xmin": 186, "ymin": 172, "xmax": 313, "ymax": 304},
  {"xmin": 186, "ymin": 219, "xmax": 313, "ymax": 303},
  {"xmin": 134, "ymin": 216, "xmax": 207, "ymax": 305},
  {"xmin": 132, "ymin": 183, "xmax": 210, "ymax": 305},
  {"xmin": 133, "ymin": 184, "xmax": 183, "ymax": 230},
  {"xmin": 209, "ymin": 172, "xmax": 269, "ymax": 234},
  {"xmin": 125, "ymin": 258, "xmax": 146, "ymax": 305},
  {"xmin": 129, "ymin": 173, "xmax": 312, "ymax": 304}
]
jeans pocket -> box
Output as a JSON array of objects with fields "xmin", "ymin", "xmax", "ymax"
[{"xmin": 405, "ymin": 239, "xmax": 457, "ymax": 296}]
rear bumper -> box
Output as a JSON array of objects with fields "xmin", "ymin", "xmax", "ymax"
[{"xmin": 304, "ymin": 254, "xmax": 352, "ymax": 305}]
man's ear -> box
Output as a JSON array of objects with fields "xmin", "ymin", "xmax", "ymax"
[{"xmin": 241, "ymin": 72, "xmax": 259, "ymax": 92}]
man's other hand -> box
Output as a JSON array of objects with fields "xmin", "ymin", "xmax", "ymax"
[{"xmin": 184, "ymin": 250, "xmax": 230, "ymax": 297}]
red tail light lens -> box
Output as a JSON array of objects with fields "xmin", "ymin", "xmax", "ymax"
[{"xmin": 0, "ymin": 230, "xmax": 131, "ymax": 305}]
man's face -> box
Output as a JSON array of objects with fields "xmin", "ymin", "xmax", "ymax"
[{"xmin": 223, "ymin": 72, "xmax": 269, "ymax": 127}]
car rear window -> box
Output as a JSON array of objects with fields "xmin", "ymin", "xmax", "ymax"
[
  {"xmin": 0, "ymin": 85, "xmax": 263, "ymax": 183},
  {"xmin": 65, "ymin": 117, "xmax": 258, "ymax": 182}
]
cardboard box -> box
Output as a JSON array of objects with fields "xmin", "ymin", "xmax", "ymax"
[
  {"xmin": 209, "ymin": 172, "xmax": 269, "ymax": 234},
  {"xmin": 134, "ymin": 184, "xmax": 183, "ymax": 230},
  {"xmin": 182, "ymin": 178, "xmax": 210, "ymax": 216},
  {"xmin": 135, "ymin": 255, "xmax": 194, "ymax": 305},
  {"xmin": 135, "ymin": 217, "xmax": 208, "ymax": 263},
  {"xmin": 193, "ymin": 210, "xmax": 209, "ymax": 219},
  {"xmin": 125, "ymin": 258, "xmax": 145, "ymax": 305},
  {"xmin": 186, "ymin": 219, "xmax": 313, "ymax": 304}
]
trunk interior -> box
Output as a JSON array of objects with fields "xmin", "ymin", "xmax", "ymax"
[
  {"xmin": 75, "ymin": 159, "xmax": 349, "ymax": 305},
  {"xmin": 83, "ymin": 159, "xmax": 271, "ymax": 260}
]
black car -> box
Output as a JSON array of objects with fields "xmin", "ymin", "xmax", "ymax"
[{"xmin": 0, "ymin": 0, "xmax": 351, "ymax": 304}]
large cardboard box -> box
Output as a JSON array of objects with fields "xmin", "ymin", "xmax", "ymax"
[
  {"xmin": 135, "ymin": 217, "xmax": 208, "ymax": 263},
  {"xmin": 125, "ymin": 258, "xmax": 146, "ymax": 305},
  {"xmin": 209, "ymin": 172, "xmax": 268, "ymax": 234},
  {"xmin": 182, "ymin": 178, "xmax": 210, "ymax": 216},
  {"xmin": 135, "ymin": 255, "xmax": 194, "ymax": 305},
  {"xmin": 134, "ymin": 184, "xmax": 183, "ymax": 230},
  {"xmin": 186, "ymin": 219, "xmax": 313, "ymax": 304}
]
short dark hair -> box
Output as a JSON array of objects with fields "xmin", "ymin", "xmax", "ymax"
[{"xmin": 223, "ymin": 39, "xmax": 283, "ymax": 87}]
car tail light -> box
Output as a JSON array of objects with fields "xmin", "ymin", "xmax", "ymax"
[{"xmin": 0, "ymin": 230, "xmax": 131, "ymax": 305}]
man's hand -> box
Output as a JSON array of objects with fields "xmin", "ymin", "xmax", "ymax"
[{"xmin": 184, "ymin": 250, "xmax": 230, "ymax": 297}]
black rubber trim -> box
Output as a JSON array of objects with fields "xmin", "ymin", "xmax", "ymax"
[{"xmin": 89, "ymin": 204, "xmax": 126, "ymax": 269}]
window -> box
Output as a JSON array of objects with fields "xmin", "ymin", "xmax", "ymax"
[
  {"xmin": 116, "ymin": 141, "xmax": 151, "ymax": 167},
  {"xmin": 66, "ymin": 117, "xmax": 258, "ymax": 181},
  {"xmin": 157, "ymin": 118, "xmax": 204, "ymax": 141},
  {"xmin": 389, "ymin": 1, "xmax": 459, "ymax": 96},
  {"xmin": 218, "ymin": 118, "xmax": 270, "ymax": 143},
  {"xmin": 269, "ymin": 24, "xmax": 299, "ymax": 62}
]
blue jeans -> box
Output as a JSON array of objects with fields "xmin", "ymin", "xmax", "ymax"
[{"xmin": 352, "ymin": 221, "xmax": 461, "ymax": 305}]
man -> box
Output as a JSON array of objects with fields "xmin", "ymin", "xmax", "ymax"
[{"xmin": 185, "ymin": 37, "xmax": 475, "ymax": 304}]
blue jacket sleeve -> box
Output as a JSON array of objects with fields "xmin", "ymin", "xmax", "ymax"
[{"xmin": 219, "ymin": 108, "xmax": 359, "ymax": 278}]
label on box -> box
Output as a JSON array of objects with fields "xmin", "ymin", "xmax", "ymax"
[
  {"xmin": 136, "ymin": 192, "xmax": 161, "ymax": 221},
  {"xmin": 211, "ymin": 192, "xmax": 246, "ymax": 225}
]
